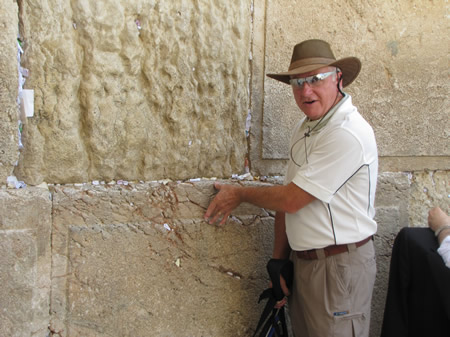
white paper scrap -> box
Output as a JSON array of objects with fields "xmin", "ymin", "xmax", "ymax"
[{"xmin": 20, "ymin": 89, "xmax": 34, "ymax": 117}]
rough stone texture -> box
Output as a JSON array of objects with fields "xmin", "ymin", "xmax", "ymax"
[
  {"xmin": 15, "ymin": 0, "xmax": 251, "ymax": 185},
  {"xmin": 408, "ymin": 170, "xmax": 450, "ymax": 227},
  {"xmin": 50, "ymin": 181, "xmax": 274, "ymax": 337},
  {"xmin": 372, "ymin": 172, "xmax": 411, "ymax": 337},
  {"xmin": 0, "ymin": 187, "xmax": 52, "ymax": 337},
  {"xmin": 0, "ymin": 1, "xmax": 20, "ymax": 183},
  {"xmin": 251, "ymin": 0, "xmax": 449, "ymax": 175}
]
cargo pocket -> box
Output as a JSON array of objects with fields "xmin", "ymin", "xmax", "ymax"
[{"xmin": 333, "ymin": 311, "xmax": 366, "ymax": 337}]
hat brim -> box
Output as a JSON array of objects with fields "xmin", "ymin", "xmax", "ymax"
[{"xmin": 266, "ymin": 57, "xmax": 361, "ymax": 88}]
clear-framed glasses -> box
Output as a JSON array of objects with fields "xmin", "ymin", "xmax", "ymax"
[{"xmin": 290, "ymin": 71, "xmax": 336, "ymax": 88}]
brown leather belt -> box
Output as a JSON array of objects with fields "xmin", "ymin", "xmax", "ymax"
[{"xmin": 296, "ymin": 236, "xmax": 373, "ymax": 260}]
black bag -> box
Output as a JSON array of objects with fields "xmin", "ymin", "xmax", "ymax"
[{"xmin": 252, "ymin": 259, "xmax": 294, "ymax": 337}]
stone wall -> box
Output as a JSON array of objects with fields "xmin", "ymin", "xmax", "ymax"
[
  {"xmin": 0, "ymin": 187, "xmax": 52, "ymax": 337},
  {"xmin": 2, "ymin": 0, "xmax": 449, "ymax": 182},
  {"xmin": 48, "ymin": 180, "xmax": 273, "ymax": 336},
  {"xmin": 14, "ymin": 0, "xmax": 251, "ymax": 185},
  {"xmin": 0, "ymin": 0, "xmax": 449, "ymax": 336},
  {"xmin": 0, "ymin": 1, "xmax": 19, "ymax": 184}
]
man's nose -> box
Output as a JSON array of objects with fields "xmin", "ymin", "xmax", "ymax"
[{"xmin": 299, "ymin": 82, "xmax": 313, "ymax": 95}]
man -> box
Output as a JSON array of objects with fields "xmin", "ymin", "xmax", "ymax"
[{"xmin": 205, "ymin": 39, "xmax": 378, "ymax": 337}]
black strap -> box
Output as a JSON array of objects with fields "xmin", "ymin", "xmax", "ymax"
[
  {"xmin": 252, "ymin": 289, "xmax": 276, "ymax": 337},
  {"xmin": 252, "ymin": 259, "xmax": 293, "ymax": 337},
  {"xmin": 267, "ymin": 259, "xmax": 294, "ymax": 301}
]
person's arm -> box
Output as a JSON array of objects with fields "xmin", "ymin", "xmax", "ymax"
[
  {"xmin": 428, "ymin": 207, "xmax": 450, "ymax": 268},
  {"xmin": 204, "ymin": 181, "xmax": 315, "ymax": 225},
  {"xmin": 428, "ymin": 207, "xmax": 450, "ymax": 245}
]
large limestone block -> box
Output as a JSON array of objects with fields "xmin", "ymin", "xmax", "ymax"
[
  {"xmin": 16, "ymin": 0, "xmax": 251, "ymax": 185},
  {"xmin": 50, "ymin": 181, "xmax": 274, "ymax": 336},
  {"xmin": 0, "ymin": 231, "xmax": 36, "ymax": 337},
  {"xmin": 0, "ymin": 187, "xmax": 52, "ymax": 337},
  {"xmin": 371, "ymin": 172, "xmax": 410, "ymax": 337},
  {"xmin": 255, "ymin": 0, "xmax": 448, "ymax": 174},
  {"xmin": 0, "ymin": 1, "xmax": 19, "ymax": 183}
]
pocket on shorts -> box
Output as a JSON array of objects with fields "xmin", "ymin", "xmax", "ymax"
[{"xmin": 333, "ymin": 311, "xmax": 366, "ymax": 337}]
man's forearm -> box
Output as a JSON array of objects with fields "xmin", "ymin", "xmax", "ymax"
[{"xmin": 238, "ymin": 182, "xmax": 315, "ymax": 214}]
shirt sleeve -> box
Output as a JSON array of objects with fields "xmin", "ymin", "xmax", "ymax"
[
  {"xmin": 292, "ymin": 127, "xmax": 365, "ymax": 203},
  {"xmin": 437, "ymin": 236, "xmax": 450, "ymax": 268}
]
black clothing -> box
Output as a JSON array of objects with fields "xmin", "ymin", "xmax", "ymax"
[{"xmin": 381, "ymin": 227, "xmax": 450, "ymax": 337}]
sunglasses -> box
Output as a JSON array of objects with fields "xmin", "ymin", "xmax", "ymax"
[{"xmin": 290, "ymin": 71, "xmax": 336, "ymax": 88}]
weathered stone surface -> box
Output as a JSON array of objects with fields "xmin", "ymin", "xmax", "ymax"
[
  {"xmin": 50, "ymin": 181, "xmax": 274, "ymax": 336},
  {"xmin": 408, "ymin": 170, "xmax": 449, "ymax": 227},
  {"xmin": 15, "ymin": 0, "xmax": 251, "ymax": 185},
  {"xmin": 371, "ymin": 172, "xmax": 410, "ymax": 337},
  {"xmin": 0, "ymin": 187, "xmax": 52, "ymax": 337},
  {"xmin": 0, "ymin": 231, "xmax": 36, "ymax": 337},
  {"xmin": 253, "ymin": 0, "xmax": 449, "ymax": 174},
  {"xmin": 0, "ymin": 1, "xmax": 19, "ymax": 184}
]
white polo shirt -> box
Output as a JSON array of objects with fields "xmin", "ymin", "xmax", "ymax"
[{"xmin": 285, "ymin": 95, "xmax": 378, "ymax": 251}]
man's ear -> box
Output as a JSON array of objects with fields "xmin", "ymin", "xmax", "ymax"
[{"xmin": 337, "ymin": 72, "xmax": 343, "ymax": 88}]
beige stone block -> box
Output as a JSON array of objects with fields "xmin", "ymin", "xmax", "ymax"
[
  {"xmin": 0, "ymin": 231, "xmax": 35, "ymax": 337},
  {"xmin": 371, "ymin": 205, "xmax": 404, "ymax": 337},
  {"xmin": 50, "ymin": 181, "xmax": 274, "ymax": 336},
  {"xmin": 0, "ymin": 1, "xmax": 19, "ymax": 183},
  {"xmin": 375, "ymin": 172, "xmax": 410, "ymax": 226},
  {"xmin": 15, "ymin": 0, "xmax": 252, "ymax": 184},
  {"xmin": 0, "ymin": 188, "xmax": 52, "ymax": 337},
  {"xmin": 371, "ymin": 173, "xmax": 410, "ymax": 336}
]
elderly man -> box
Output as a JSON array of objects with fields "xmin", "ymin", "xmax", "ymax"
[{"xmin": 205, "ymin": 39, "xmax": 378, "ymax": 337}]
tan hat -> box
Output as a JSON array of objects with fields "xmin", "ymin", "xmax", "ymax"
[{"xmin": 266, "ymin": 39, "xmax": 361, "ymax": 87}]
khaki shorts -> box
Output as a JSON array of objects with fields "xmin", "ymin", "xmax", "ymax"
[{"xmin": 289, "ymin": 240, "xmax": 376, "ymax": 337}]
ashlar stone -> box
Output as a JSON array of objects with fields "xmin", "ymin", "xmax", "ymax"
[
  {"xmin": 0, "ymin": 187, "xmax": 52, "ymax": 337},
  {"xmin": 0, "ymin": 1, "xmax": 19, "ymax": 183},
  {"xmin": 50, "ymin": 181, "xmax": 274, "ymax": 336},
  {"xmin": 16, "ymin": 0, "xmax": 252, "ymax": 185}
]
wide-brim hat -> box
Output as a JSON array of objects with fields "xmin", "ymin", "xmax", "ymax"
[{"xmin": 267, "ymin": 39, "xmax": 361, "ymax": 87}]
